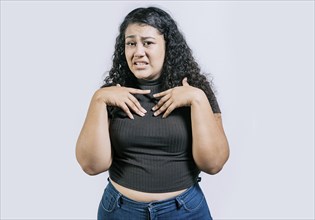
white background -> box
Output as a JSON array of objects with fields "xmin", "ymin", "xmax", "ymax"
[{"xmin": 1, "ymin": 1, "xmax": 314, "ymax": 219}]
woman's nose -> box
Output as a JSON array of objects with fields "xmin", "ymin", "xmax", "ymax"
[{"xmin": 134, "ymin": 44, "xmax": 145, "ymax": 57}]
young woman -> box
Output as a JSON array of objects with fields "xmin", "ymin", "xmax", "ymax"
[{"xmin": 76, "ymin": 7, "xmax": 229, "ymax": 220}]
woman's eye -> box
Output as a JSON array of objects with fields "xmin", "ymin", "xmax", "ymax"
[
  {"xmin": 143, "ymin": 41, "xmax": 153, "ymax": 46},
  {"xmin": 126, "ymin": 42, "xmax": 136, "ymax": 46}
]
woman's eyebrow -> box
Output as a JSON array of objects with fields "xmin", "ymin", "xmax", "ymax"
[
  {"xmin": 125, "ymin": 35, "xmax": 156, "ymax": 40},
  {"xmin": 125, "ymin": 35, "xmax": 136, "ymax": 39},
  {"xmin": 141, "ymin": 37, "xmax": 156, "ymax": 40}
]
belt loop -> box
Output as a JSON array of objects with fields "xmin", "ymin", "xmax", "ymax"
[
  {"xmin": 175, "ymin": 197, "xmax": 183, "ymax": 209},
  {"xmin": 117, "ymin": 194, "xmax": 123, "ymax": 208}
]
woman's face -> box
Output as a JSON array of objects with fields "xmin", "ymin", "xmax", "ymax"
[{"xmin": 125, "ymin": 23, "xmax": 165, "ymax": 81}]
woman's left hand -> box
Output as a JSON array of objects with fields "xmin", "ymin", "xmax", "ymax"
[{"xmin": 152, "ymin": 77, "xmax": 205, "ymax": 118}]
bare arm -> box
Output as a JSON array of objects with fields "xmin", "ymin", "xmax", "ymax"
[
  {"xmin": 190, "ymin": 92, "xmax": 229, "ymax": 174},
  {"xmin": 76, "ymin": 92, "xmax": 112, "ymax": 176},
  {"xmin": 153, "ymin": 78, "xmax": 229, "ymax": 174},
  {"xmin": 76, "ymin": 86, "xmax": 150, "ymax": 175}
]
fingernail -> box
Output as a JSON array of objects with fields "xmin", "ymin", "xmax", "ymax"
[{"xmin": 152, "ymin": 107, "xmax": 156, "ymax": 111}]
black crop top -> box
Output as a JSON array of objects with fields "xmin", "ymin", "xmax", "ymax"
[{"xmin": 108, "ymin": 79, "xmax": 220, "ymax": 193}]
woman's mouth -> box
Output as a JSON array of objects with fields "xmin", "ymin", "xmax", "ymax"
[
  {"xmin": 134, "ymin": 61, "xmax": 148, "ymax": 65},
  {"xmin": 133, "ymin": 61, "xmax": 148, "ymax": 69}
]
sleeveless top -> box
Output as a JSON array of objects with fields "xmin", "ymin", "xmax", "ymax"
[{"xmin": 108, "ymin": 79, "xmax": 220, "ymax": 193}]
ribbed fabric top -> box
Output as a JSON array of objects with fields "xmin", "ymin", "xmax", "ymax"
[{"xmin": 108, "ymin": 79, "xmax": 220, "ymax": 193}]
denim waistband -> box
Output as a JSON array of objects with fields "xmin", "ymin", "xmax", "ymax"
[{"xmin": 106, "ymin": 177, "xmax": 202, "ymax": 210}]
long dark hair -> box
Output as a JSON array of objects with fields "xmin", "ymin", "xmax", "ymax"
[{"xmin": 103, "ymin": 7, "xmax": 218, "ymax": 104}]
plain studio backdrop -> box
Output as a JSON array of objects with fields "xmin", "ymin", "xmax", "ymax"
[{"xmin": 1, "ymin": 1, "xmax": 314, "ymax": 219}]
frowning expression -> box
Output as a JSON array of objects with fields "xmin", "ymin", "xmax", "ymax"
[{"xmin": 125, "ymin": 23, "xmax": 166, "ymax": 81}]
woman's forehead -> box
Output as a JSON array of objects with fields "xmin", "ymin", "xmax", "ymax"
[{"xmin": 125, "ymin": 23, "xmax": 162, "ymax": 37}]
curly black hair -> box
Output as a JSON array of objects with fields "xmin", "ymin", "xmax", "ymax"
[{"xmin": 103, "ymin": 7, "xmax": 218, "ymax": 105}]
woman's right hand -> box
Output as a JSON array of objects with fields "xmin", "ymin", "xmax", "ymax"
[{"xmin": 93, "ymin": 84, "xmax": 151, "ymax": 119}]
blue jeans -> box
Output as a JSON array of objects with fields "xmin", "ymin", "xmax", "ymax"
[{"xmin": 97, "ymin": 179, "xmax": 212, "ymax": 220}]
